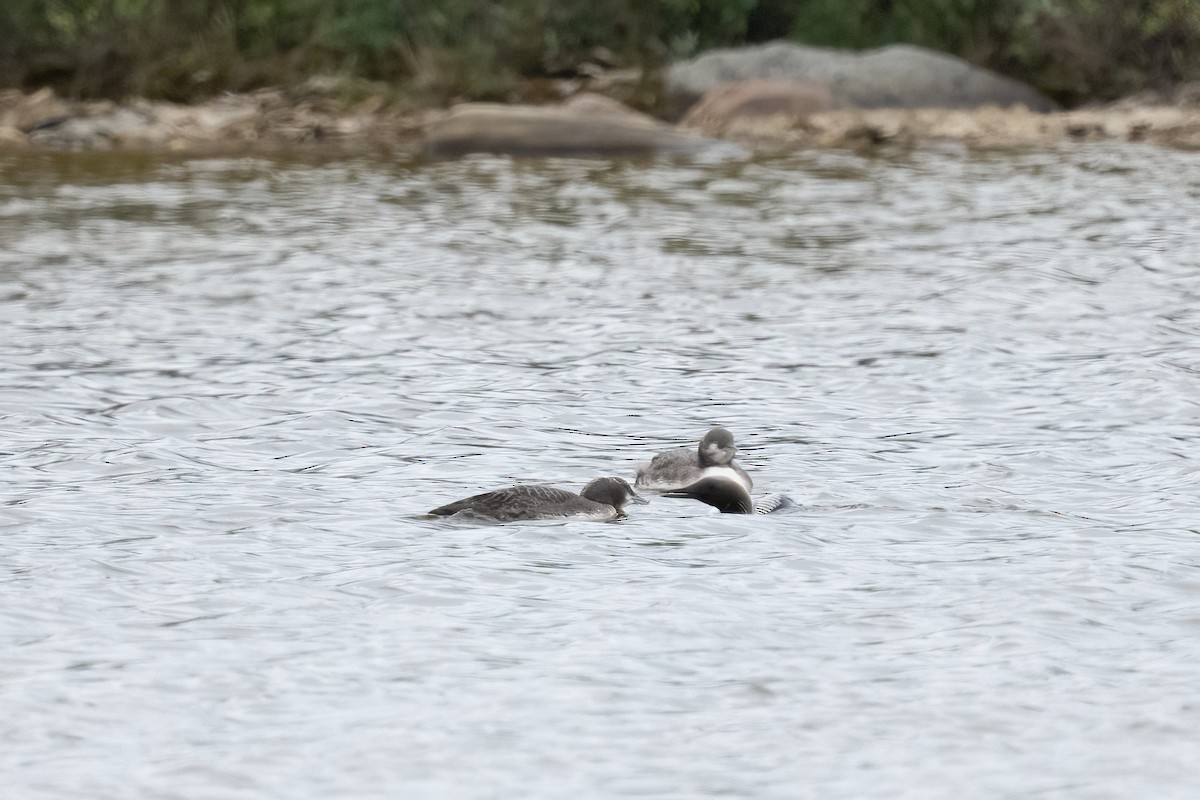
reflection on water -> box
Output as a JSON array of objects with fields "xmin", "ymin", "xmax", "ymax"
[{"xmin": 2, "ymin": 145, "xmax": 1199, "ymax": 798}]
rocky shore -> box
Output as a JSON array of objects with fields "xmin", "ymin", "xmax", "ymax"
[{"xmin": 4, "ymin": 43, "xmax": 1200, "ymax": 157}]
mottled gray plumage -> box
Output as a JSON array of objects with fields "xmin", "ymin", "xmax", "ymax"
[
  {"xmin": 429, "ymin": 477, "xmax": 647, "ymax": 522},
  {"xmin": 634, "ymin": 427, "xmax": 752, "ymax": 492},
  {"xmin": 663, "ymin": 476, "xmax": 795, "ymax": 515}
]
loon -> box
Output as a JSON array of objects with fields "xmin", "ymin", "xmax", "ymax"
[
  {"xmin": 662, "ymin": 476, "xmax": 795, "ymax": 515},
  {"xmin": 634, "ymin": 427, "xmax": 752, "ymax": 492},
  {"xmin": 428, "ymin": 476, "xmax": 647, "ymax": 522}
]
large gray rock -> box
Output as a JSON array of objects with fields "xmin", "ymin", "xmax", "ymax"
[
  {"xmin": 425, "ymin": 98, "xmax": 736, "ymax": 158},
  {"xmin": 666, "ymin": 42, "xmax": 1057, "ymax": 119}
]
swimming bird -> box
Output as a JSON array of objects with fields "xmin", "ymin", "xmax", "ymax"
[
  {"xmin": 662, "ymin": 476, "xmax": 795, "ymax": 515},
  {"xmin": 634, "ymin": 427, "xmax": 752, "ymax": 492},
  {"xmin": 428, "ymin": 477, "xmax": 647, "ymax": 522}
]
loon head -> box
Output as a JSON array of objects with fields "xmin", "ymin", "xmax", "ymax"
[
  {"xmin": 697, "ymin": 427, "xmax": 738, "ymax": 467},
  {"xmin": 580, "ymin": 477, "xmax": 648, "ymax": 515}
]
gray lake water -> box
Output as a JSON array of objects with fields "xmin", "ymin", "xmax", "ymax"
[{"xmin": 2, "ymin": 144, "xmax": 1199, "ymax": 799}]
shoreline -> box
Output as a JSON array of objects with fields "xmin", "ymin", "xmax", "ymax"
[{"xmin": 4, "ymin": 83, "xmax": 1200, "ymax": 158}]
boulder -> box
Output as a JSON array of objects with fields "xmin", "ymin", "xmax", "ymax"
[
  {"xmin": 0, "ymin": 87, "xmax": 70, "ymax": 132},
  {"xmin": 28, "ymin": 107, "xmax": 166, "ymax": 149},
  {"xmin": 0, "ymin": 125, "xmax": 26, "ymax": 147},
  {"xmin": 666, "ymin": 42, "xmax": 1057, "ymax": 119},
  {"xmin": 560, "ymin": 91, "xmax": 643, "ymax": 117},
  {"xmin": 681, "ymin": 79, "xmax": 837, "ymax": 133},
  {"xmin": 424, "ymin": 96, "xmax": 730, "ymax": 158}
]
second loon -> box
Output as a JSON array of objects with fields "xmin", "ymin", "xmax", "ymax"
[{"xmin": 634, "ymin": 427, "xmax": 752, "ymax": 492}]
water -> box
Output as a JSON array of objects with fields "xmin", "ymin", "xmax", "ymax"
[{"xmin": 2, "ymin": 145, "xmax": 1199, "ymax": 799}]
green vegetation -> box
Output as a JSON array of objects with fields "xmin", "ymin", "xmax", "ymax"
[{"xmin": 2, "ymin": 0, "xmax": 1198, "ymax": 106}]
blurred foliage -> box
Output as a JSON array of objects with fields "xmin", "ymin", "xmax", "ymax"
[{"xmin": 1, "ymin": 0, "xmax": 1198, "ymax": 105}]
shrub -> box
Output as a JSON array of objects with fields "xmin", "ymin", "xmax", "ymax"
[{"xmin": 1, "ymin": 0, "xmax": 1197, "ymax": 105}]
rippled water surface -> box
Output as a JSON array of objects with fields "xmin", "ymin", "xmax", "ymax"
[{"xmin": 3, "ymin": 145, "xmax": 1199, "ymax": 799}]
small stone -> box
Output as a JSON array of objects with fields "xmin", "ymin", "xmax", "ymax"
[
  {"xmin": 10, "ymin": 87, "xmax": 71, "ymax": 132},
  {"xmin": 0, "ymin": 125, "xmax": 28, "ymax": 146}
]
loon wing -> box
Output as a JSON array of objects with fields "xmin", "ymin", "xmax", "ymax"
[{"xmin": 753, "ymin": 493, "xmax": 796, "ymax": 514}]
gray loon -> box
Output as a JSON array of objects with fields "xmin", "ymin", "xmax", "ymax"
[
  {"xmin": 662, "ymin": 476, "xmax": 795, "ymax": 515},
  {"xmin": 634, "ymin": 427, "xmax": 752, "ymax": 492},
  {"xmin": 428, "ymin": 476, "xmax": 647, "ymax": 522}
]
